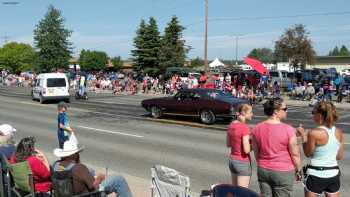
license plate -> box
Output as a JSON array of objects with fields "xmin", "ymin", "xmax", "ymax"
[{"xmin": 49, "ymin": 89, "xmax": 54, "ymax": 94}]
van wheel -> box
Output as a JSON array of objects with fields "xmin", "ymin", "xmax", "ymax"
[{"xmin": 200, "ymin": 109, "xmax": 216, "ymax": 124}]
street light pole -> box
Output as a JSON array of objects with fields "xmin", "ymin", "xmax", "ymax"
[
  {"xmin": 235, "ymin": 36, "xmax": 238, "ymax": 66},
  {"xmin": 204, "ymin": 0, "xmax": 208, "ymax": 72}
]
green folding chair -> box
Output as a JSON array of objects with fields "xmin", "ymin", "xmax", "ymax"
[{"xmin": 8, "ymin": 161, "xmax": 35, "ymax": 197}]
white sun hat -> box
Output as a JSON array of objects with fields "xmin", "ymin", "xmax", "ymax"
[{"xmin": 53, "ymin": 140, "xmax": 84, "ymax": 158}]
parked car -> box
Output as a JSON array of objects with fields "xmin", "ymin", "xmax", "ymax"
[
  {"xmin": 141, "ymin": 88, "xmax": 248, "ymax": 124},
  {"xmin": 340, "ymin": 69, "xmax": 350, "ymax": 77},
  {"xmin": 269, "ymin": 70, "xmax": 291, "ymax": 89}
]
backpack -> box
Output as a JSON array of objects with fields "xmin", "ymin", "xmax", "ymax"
[{"xmin": 51, "ymin": 162, "xmax": 76, "ymax": 197}]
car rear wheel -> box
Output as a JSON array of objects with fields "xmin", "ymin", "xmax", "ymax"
[
  {"xmin": 200, "ymin": 109, "xmax": 216, "ymax": 124},
  {"xmin": 151, "ymin": 106, "xmax": 162, "ymax": 118}
]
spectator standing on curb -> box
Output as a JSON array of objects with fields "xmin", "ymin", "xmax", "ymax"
[
  {"xmin": 226, "ymin": 104, "xmax": 254, "ymax": 188},
  {"xmin": 298, "ymin": 101, "xmax": 344, "ymax": 197},
  {"xmin": 57, "ymin": 102, "xmax": 74, "ymax": 148},
  {"xmin": 252, "ymin": 98, "xmax": 302, "ymax": 197}
]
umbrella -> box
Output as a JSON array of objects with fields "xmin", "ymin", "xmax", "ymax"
[{"xmin": 244, "ymin": 57, "xmax": 267, "ymax": 75}]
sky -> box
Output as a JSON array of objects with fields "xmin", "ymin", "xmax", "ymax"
[{"xmin": 1, "ymin": 0, "xmax": 350, "ymax": 61}]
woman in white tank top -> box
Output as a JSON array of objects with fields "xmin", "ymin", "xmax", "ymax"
[{"xmin": 298, "ymin": 101, "xmax": 344, "ymax": 197}]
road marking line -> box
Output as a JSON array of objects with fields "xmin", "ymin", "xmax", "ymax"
[{"xmin": 77, "ymin": 125, "xmax": 144, "ymax": 138}]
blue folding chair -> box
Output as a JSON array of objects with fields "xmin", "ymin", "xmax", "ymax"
[{"xmin": 201, "ymin": 184, "xmax": 260, "ymax": 197}]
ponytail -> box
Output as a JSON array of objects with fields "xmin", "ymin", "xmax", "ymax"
[{"xmin": 314, "ymin": 101, "xmax": 338, "ymax": 128}]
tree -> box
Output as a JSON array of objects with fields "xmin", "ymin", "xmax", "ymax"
[
  {"xmin": 34, "ymin": 5, "xmax": 72, "ymax": 72},
  {"xmin": 248, "ymin": 48, "xmax": 274, "ymax": 63},
  {"xmin": 131, "ymin": 19, "xmax": 147, "ymax": 71},
  {"xmin": 190, "ymin": 57, "xmax": 204, "ymax": 67},
  {"xmin": 131, "ymin": 17, "xmax": 161, "ymax": 72},
  {"xmin": 328, "ymin": 46, "xmax": 339, "ymax": 56},
  {"xmin": 79, "ymin": 49, "xmax": 108, "ymax": 71},
  {"xmin": 110, "ymin": 56, "xmax": 123, "ymax": 70},
  {"xmin": 0, "ymin": 42, "xmax": 36, "ymax": 73},
  {"xmin": 159, "ymin": 16, "xmax": 188, "ymax": 71},
  {"xmin": 339, "ymin": 45, "xmax": 349, "ymax": 56},
  {"xmin": 275, "ymin": 24, "xmax": 316, "ymax": 69}
]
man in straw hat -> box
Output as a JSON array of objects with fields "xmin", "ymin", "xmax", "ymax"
[
  {"xmin": 0, "ymin": 124, "xmax": 17, "ymax": 159},
  {"xmin": 53, "ymin": 141, "xmax": 132, "ymax": 197}
]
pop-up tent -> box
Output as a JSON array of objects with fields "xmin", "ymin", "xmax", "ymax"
[{"xmin": 209, "ymin": 58, "xmax": 225, "ymax": 68}]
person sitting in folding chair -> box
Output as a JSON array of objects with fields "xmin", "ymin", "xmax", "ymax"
[
  {"xmin": 9, "ymin": 137, "xmax": 51, "ymax": 196},
  {"xmin": 0, "ymin": 124, "xmax": 17, "ymax": 160},
  {"xmin": 53, "ymin": 141, "xmax": 133, "ymax": 197}
]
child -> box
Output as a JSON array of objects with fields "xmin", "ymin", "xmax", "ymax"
[
  {"xmin": 226, "ymin": 104, "xmax": 253, "ymax": 188},
  {"xmin": 57, "ymin": 102, "xmax": 74, "ymax": 148}
]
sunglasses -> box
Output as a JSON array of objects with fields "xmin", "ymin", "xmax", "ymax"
[{"xmin": 280, "ymin": 107, "xmax": 288, "ymax": 112}]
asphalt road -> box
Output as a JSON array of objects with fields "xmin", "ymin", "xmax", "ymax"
[{"xmin": 0, "ymin": 86, "xmax": 349, "ymax": 196}]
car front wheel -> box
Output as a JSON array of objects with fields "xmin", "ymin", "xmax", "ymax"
[
  {"xmin": 150, "ymin": 106, "xmax": 162, "ymax": 118},
  {"xmin": 200, "ymin": 109, "xmax": 216, "ymax": 124}
]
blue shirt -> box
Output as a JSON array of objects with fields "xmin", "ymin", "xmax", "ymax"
[{"xmin": 57, "ymin": 112, "xmax": 69, "ymax": 140}]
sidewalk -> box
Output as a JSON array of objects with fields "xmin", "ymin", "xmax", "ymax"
[{"xmin": 282, "ymin": 96, "xmax": 350, "ymax": 109}]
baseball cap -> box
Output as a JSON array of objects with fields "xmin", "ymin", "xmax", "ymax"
[{"xmin": 0, "ymin": 124, "xmax": 17, "ymax": 136}]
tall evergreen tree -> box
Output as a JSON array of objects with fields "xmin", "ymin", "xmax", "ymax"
[
  {"xmin": 330, "ymin": 46, "xmax": 340, "ymax": 56},
  {"xmin": 339, "ymin": 45, "xmax": 349, "ymax": 56},
  {"xmin": 34, "ymin": 5, "xmax": 72, "ymax": 72},
  {"xmin": 131, "ymin": 19, "xmax": 147, "ymax": 71},
  {"xmin": 131, "ymin": 17, "xmax": 161, "ymax": 72},
  {"xmin": 143, "ymin": 17, "xmax": 161, "ymax": 69},
  {"xmin": 159, "ymin": 16, "xmax": 188, "ymax": 71}
]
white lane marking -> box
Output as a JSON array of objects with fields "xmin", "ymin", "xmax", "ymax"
[
  {"xmin": 77, "ymin": 125, "xmax": 144, "ymax": 138},
  {"xmin": 345, "ymin": 142, "xmax": 350, "ymax": 145}
]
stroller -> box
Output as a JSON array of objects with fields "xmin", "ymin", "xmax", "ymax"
[
  {"xmin": 151, "ymin": 165, "xmax": 191, "ymax": 197},
  {"xmin": 200, "ymin": 184, "xmax": 260, "ymax": 197}
]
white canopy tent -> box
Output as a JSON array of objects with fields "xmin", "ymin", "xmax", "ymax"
[{"xmin": 209, "ymin": 58, "xmax": 225, "ymax": 68}]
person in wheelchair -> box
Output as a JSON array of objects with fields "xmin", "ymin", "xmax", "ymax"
[{"xmin": 53, "ymin": 141, "xmax": 133, "ymax": 197}]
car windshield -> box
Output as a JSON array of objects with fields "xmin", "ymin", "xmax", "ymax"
[
  {"xmin": 47, "ymin": 78, "xmax": 66, "ymax": 87},
  {"xmin": 206, "ymin": 90, "xmax": 233, "ymax": 100}
]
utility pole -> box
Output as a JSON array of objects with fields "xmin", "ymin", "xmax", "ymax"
[
  {"xmin": 204, "ymin": 0, "xmax": 208, "ymax": 72},
  {"xmin": 235, "ymin": 36, "xmax": 238, "ymax": 66}
]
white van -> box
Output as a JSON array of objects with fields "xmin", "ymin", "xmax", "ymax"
[
  {"xmin": 269, "ymin": 70, "xmax": 291, "ymax": 89},
  {"xmin": 32, "ymin": 73, "xmax": 70, "ymax": 103}
]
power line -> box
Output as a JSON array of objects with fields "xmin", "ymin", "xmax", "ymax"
[{"xmin": 185, "ymin": 11, "xmax": 350, "ymax": 28}]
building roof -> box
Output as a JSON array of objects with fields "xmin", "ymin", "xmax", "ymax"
[{"xmin": 315, "ymin": 56, "xmax": 350, "ymax": 65}]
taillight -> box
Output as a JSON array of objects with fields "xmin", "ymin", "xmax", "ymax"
[{"xmin": 42, "ymin": 88, "xmax": 46, "ymax": 95}]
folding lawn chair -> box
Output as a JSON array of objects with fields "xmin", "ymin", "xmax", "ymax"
[
  {"xmin": 8, "ymin": 161, "xmax": 35, "ymax": 197},
  {"xmin": 151, "ymin": 165, "xmax": 191, "ymax": 197}
]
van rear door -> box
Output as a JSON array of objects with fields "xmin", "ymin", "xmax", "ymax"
[{"xmin": 46, "ymin": 78, "xmax": 68, "ymax": 96}]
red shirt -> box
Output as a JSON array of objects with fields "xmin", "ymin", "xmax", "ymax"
[
  {"xmin": 10, "ymin": 155, "xmax": 51, "ymax": 192},
  {"xmin": 252, "ymin": 122, "xmax": 296, "ymax": 171},
  {"xmin": 227, "ymin": 122, "xmax": 251, "ymax": 162}
]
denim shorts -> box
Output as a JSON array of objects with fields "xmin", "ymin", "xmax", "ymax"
[{"xmin": 228, "ymin": 158, "xmax": 252, "ymax": 176}]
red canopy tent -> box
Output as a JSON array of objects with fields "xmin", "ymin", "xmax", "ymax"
[{"xmin": 244, "ymin": 57, "xmax": 267, "ymax": 75}]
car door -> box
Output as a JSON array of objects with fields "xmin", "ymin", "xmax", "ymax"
[
  {"xmin": 33, "ymin": 79, "xmax": 41, "ymax": 98},
  {"xmin": 166, "ymin": 91, "xmax": 194, "ymax": 115}
]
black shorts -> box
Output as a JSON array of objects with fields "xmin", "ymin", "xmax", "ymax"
[{"xmin": 304, "ymin": 173, "xmax": 340, "ymax": 195}]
